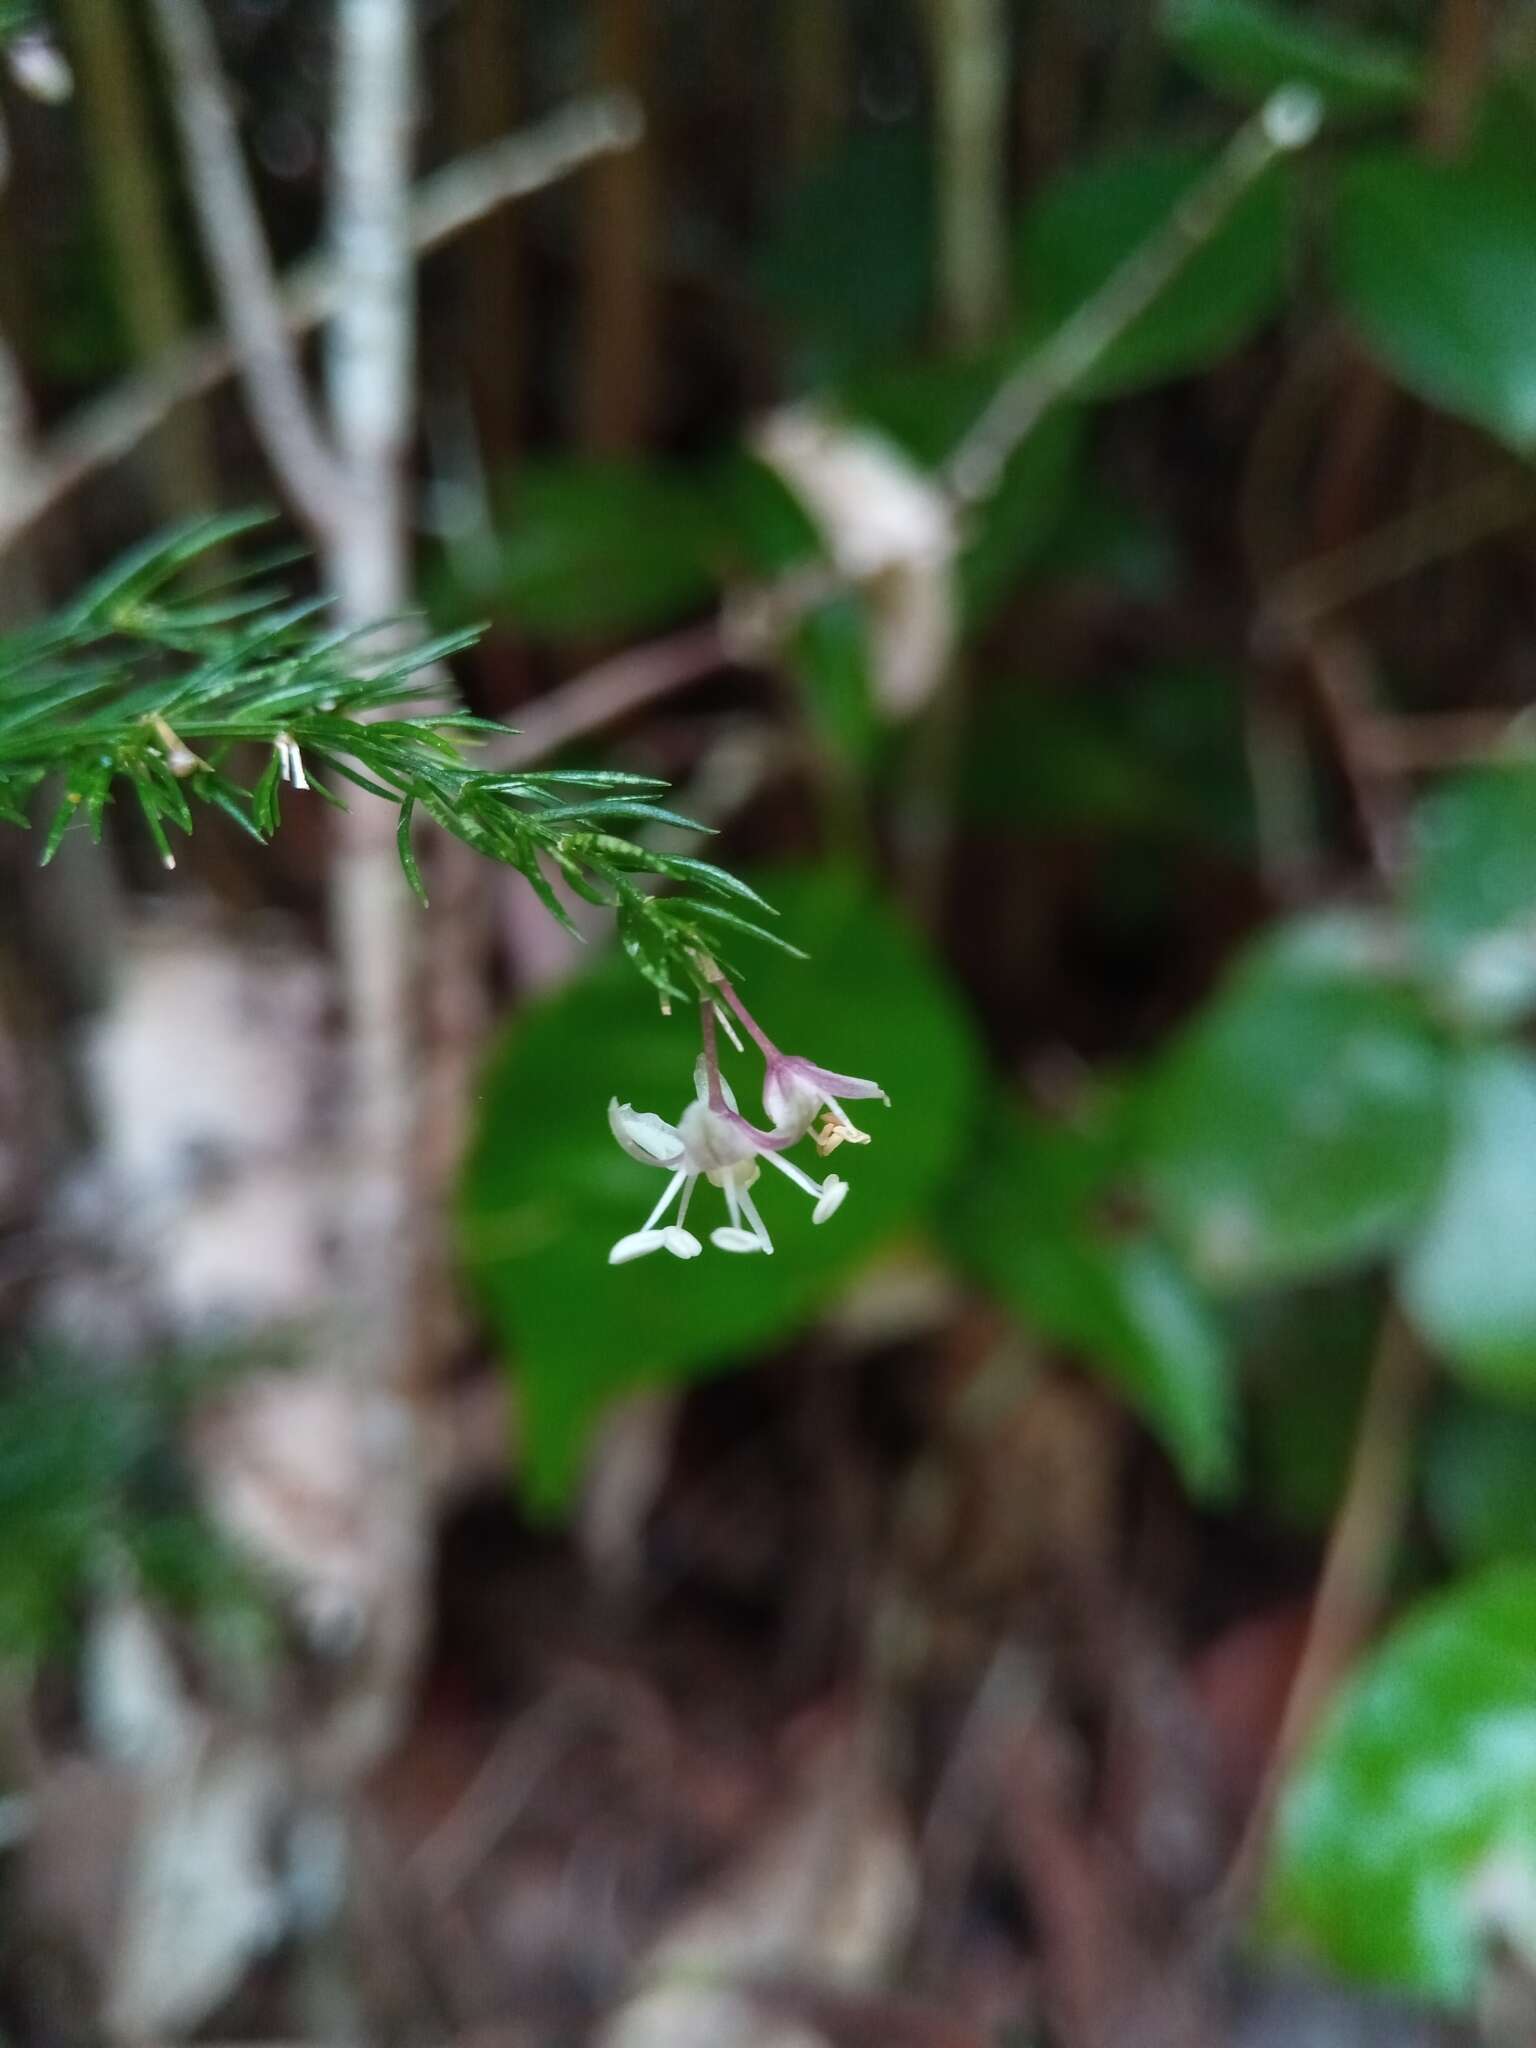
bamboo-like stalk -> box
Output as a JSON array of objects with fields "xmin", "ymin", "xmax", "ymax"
[
  {"xmin": 322, "ymin": 0, "xmax": 420, "ymax": 1403},
  {"xmin": 580, "ymin": 0, "xmax": 658, "ymax": 452},
  {"xmin": 784, "ymin": 0, "xmax": 846, "ymax": 175},
  {"xmin": 452, "ymin": 0, "xmax": 523, "ymax": 462},
  {"xmin": 58, "ymin": 0, "xmax": 221, "ymax": 525},
  {"xmin": 925, "ymin": 0, "xmax": 1009, "ymax": 351}
]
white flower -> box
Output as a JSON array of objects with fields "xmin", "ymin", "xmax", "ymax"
[{"xmin": 607, "ymin": 1062, "xmax": 849, "ymax": 1263}]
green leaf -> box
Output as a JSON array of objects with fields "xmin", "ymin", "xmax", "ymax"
[
  {"xmin": 1135, "ymin": 936, "xmax": 1450, "ymax": 1286},
  {"xmin": 1408, "ymin": 763, "xmax": 1536, "ymax": 1030},
  {"xmin": 1401, "ymin": 1049, "xmax": 1536, "ymax": 1397},
  {"xmin": 755, "ymin": 130, "xmax": 934, "ymax": 374},
  {"xmin": 943, "ymin": 1100, "xmax": 1235, "ymax": 1496},
  {"xmin": 791, "ymin": 594, "xmax": 876, "ymax": 763},
  {"xmin": 458, "ymin": 868, "xmax": 978, "ymax": 1509},
  {"xmin": 1017, "ymin": 141, "xmax": 1289, "ymax": 395},
  {"xmin": 396, "ymin": 798, "xmax": 427, "ymax": 904},
  {"xmin": 443, "ymin": 460, "xmax": 721, "ymax": 640},
  {"xmin": 1333, "ymin": 150, "xmax": 1536, "ymax": 451},
  {"xmin": 1242, "ymin": 1279, "xmax": 1378, "ymax": 1533},
  {"xmin": 1268, "ymin": 1563, "xmax": 1536, "ymax": 2001},
  {"xmin": 1164, "ymin": 0, "xmax": 1422, "ymax": 118},
  {"xmin": 1424, "ymin": 1393, "xmax": 1536, "ymax": 1569}
]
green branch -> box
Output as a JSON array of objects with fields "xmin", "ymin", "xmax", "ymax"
[{"xmin": 0, "ymin": 514, "xmax": 790, "ymax": 997}]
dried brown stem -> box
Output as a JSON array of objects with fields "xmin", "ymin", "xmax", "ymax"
[
  {"xmin": 495, "ymin": 618, "xmax": 731, "ymax": 767},
  {"xmin": 1219, "ymin": 1307, "xmax": 1429, "ymax": 1918}
]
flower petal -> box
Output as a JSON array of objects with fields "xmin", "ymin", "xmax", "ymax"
[
  {"xmin": 608, "ymin": 1099, "xmax": 686, "ymax": 1166},
  {"xmin": 693, "ymin": 1053, "xmax": 741, "ymax": 1111},
  {"xmin": 793, "ymin": 1058, "xmax": 889, "ymax": 1104}
]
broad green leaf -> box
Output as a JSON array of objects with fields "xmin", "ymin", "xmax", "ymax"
[
  {"xmin": 1135, "ymin": 939, "xmax": 1449, "ymax": 1286},
  {"xmin": 943, "ymin": 1100, "xmax": 1235, "ymax": 1496},
  {"xmin": 1268, "ymin": 1563, "xmax": 1536, "ymax": 2001},
  {"xmin": 1402, "ymin": 1049, "xmax": 1536, "ymax": 1397},
  {"xmin": 458, "ymin": 868, "xmax": 979, "ymax": 1509},
  {"xmin": 755, "ymin": 130, "xmax": 934, "ymax": 374},
  {"xmin": 1017, "ymin": 142, "xmax": 1289, "ymax": 395},
  {"xmin": 440, "ymin": 460, "xmax": 720, "ymax": 639},
  {"xmin": 1424, "ymin": 1394, "xmax": 1536, "ymax": 1568},
  {"xmin": 1409, "ymin": 764, "xmax": 1536, "ymax": 1030},
  {"xmin": 1333, "ymin": 151, "xmax": 1536, "ymax": 451},
  {"xmin": 1165, "ymin": 0, "xmax": 1422, "ymax": 118}
]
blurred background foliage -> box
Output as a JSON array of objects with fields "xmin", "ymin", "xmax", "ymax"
[{"xmin": 6, "ymin": 0, "xmax": 1536, "ymax": 2039}]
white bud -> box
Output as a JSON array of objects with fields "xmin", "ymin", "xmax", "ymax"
[
  {"xmin": 1262, "ymin": 86, "xmax": 1323, "ymax": 152},
  {"xmin": 6, "ymin": 32, "xmax": 72, "ymax": 104}
]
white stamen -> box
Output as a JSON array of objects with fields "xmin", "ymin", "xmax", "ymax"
[
  {"xmin": 737, "ymin": 1185, "xmax": 775, "ymax": 1254},
  {"xmin": 609, "ymin": 1230, "xmax": 669, "ymax": 1264},
  {"xmin": 812, "ymin": 1176, "xmax": 848, "ymax": 1224},
  {"xmin": 643, "ymin": 1170, "xmax": 687, "ymax": 1232},
  {"xmin": 711, "ymin": 1226, "xmax": 765, "ymax": 1253},
  {"xmin": 663, "ymin": 1227, "xmax": 702, "ymax": 1258},
  {"xmin": 762, "ymin": 1149, "xmax": 826, "ymax": 1200}
]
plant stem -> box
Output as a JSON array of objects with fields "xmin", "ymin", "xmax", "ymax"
[
  {"xmin": 1218, "ymin": 1304, "xmax": 1429, "ymax": 1918},
  {"xmin": 945, "ymin": 89, "xmax": 1320, "ymax": 509}
]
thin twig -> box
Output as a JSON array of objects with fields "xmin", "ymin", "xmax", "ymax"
[
  {"xmin": 496, "ymin": 618, "xmax": 731, "ymax": 767},
  {"xmin": 1259, "ymin": 467, "xmax": 1535, "ymax": 645},
  {"xmin": 1302, "ymin": 629, "xmax": 1409, "ymax": 875},
  {"xmin": 148, "ymin": 0, "xmax": 348, "ymax": 537},
  {"xmin": 1352, "ymin": 707, "xmax": 1536, "ymax": 774},
  {"xmin": 944, "ymin": 88, "xmax": 1320, "ymax": 508},
  {"xmin": 0, "ymin": 93, "xmax": 641, "ymax": 563},
  {"xmin": 1218, "ymin": 1307, "xmax": 1429, "ymax": 1918}
]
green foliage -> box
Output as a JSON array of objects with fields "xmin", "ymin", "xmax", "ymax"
[
  {"xmin": 438, "ymin": 460, "xmax": 721, "ymax": 641},
  {"xmin": 1134, "ymin": 930, "xmax": 1449, "ymax": 1287},
  {"xmin": 458, "ymin": 867, "xmax": 979, "ymax": 1508},
  {"xmin": 1333, "ymin": 148, "xmax": 1536, "ymax": 451},
  {"xmin": 755, "ymin": 129, "xmax": 934, "ymax": 375},
  {"xmin": 0, "ymin": 1357, "xmax": 266, "ymax": 1665},
  {"xmin": 942, "ymin": 1096, "xmax": 1235, "ymax": 1497},
  {"xmin": 1243, "ymin": 1281, "xmax": 1377, "ymax": 1533},
  {"xmin": 963, "ymin": 664, "xmax": 1250, "ymax": 844},
  {"xmin": 1424, "ymin": 1394, "xmax": 1536, "ymax": 1569},
  {"xmin": 1016, "ymin": 141, "xmax": 1290, "ymax": 394},
  {"xmin": 1268, "ymin": 1564, "xmax": 1536, "ymax": 2002},
  {"xmin": 1408, "ymin": 763, "xmax": 1536, "ymax": 1030},
  {"xmin": 1401, "ymin": 1050, "xmax": 1536, "ymax": 1397},
  {"xmin": 0, "ymin": 516, "xmax": 782, "ymax": 1000},
  {"xmin": 1164, "ymin": 0, "xmax": 1422, "ymax": 118}
]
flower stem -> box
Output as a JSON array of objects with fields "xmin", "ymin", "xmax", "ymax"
[
  {"xmin": 715, "ymin": 978, "xmax": 778, "ymax": 1060},
  {"xmin": 698, "ymin": 996, "xmax": 728, "ymax": 1112}
]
